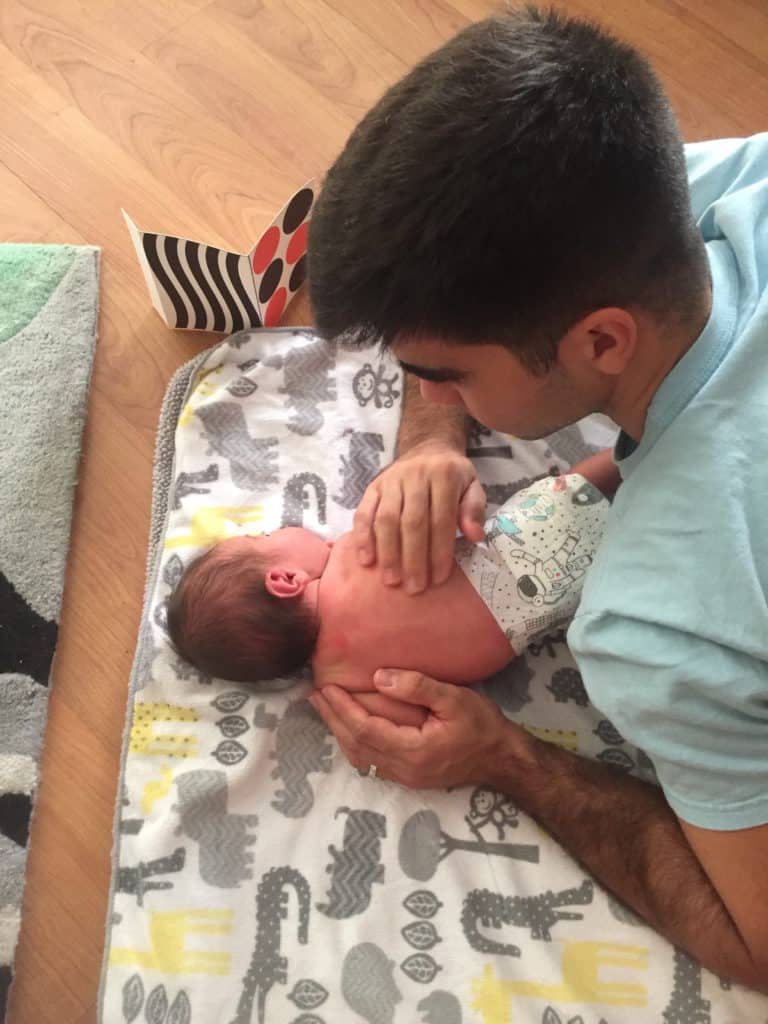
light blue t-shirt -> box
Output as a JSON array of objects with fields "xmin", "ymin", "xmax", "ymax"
[{"xmin": 568, "ymin": 133, "xmax": 768, "ymax": 831}]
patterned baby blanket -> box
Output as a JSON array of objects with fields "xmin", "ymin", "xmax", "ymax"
[{"xmin": 99, "ymin": 328, "xmax": 768, "ymax": 1024}]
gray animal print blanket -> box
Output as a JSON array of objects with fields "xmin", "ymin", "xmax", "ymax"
[{"xmin": 98, "ymin": 328, "xmax": 767, "ymax": 1023}]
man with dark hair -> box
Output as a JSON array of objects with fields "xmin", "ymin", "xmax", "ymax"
[{"xmin": 307, "ymin": 6, "xmax": 768, "ymax": 991}]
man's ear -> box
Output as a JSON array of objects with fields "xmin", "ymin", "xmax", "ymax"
[
  {"xmin": 264, "ymin": 567, "xmax": 310, "ymax": 599},
  {"xmin": 559, "ymin": 307, "xmax": 637, "ymax": 377}
]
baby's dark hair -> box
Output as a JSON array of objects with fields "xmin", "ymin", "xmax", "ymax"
[
  {"xmin": 167, "ymin": 543, "xmax": 318, "ymax": 682},
  {"xmin": 309, "ymin": 5, "xmax": 709, "ymax": 372}
]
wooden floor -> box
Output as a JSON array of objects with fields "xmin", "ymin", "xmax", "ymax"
[{"xmin": 2, "ymin": 1, "xmax": 767, "ymax": 1021}]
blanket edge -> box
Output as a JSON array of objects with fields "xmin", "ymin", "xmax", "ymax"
[{"xmin": 95, "ymin": 341, "xmax": 218, "ymax": 1019}]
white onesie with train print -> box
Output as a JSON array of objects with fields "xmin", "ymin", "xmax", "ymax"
[{"xmin": 455, "ymin": 474, "xmax": 610, "ymax": 655}]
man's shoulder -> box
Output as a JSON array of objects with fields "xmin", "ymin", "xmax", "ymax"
[
  {"xmin": 686, "ymin": 133, "xmax": 768, "ymax": 227},
  {"xmin": 579, "ymin": 426, "xmax": 768, "ymax": 651}
]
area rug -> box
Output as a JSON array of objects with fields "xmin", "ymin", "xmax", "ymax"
[{"xmin": 0, "ymin": 244, "xmax": 99, "ymax": 1017}]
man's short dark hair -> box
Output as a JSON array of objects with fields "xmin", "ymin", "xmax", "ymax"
[
  {"xmin": 167, "ymin": 545, "xmax": 317, "ymax": 682},
  {"xmin": 308, "ymin": 5, "xmax": 709, "ymax": 372}
]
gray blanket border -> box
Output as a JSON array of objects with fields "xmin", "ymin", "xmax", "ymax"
[{"xmin": 97, "ymin": 341, "xmax": 212, "ymax": 1014}]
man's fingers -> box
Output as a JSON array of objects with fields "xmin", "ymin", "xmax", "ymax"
[
  {"xmin": 428, "ymin": 470, "xmax": 465, "ymax": 585},
  {"xmin": 309, "ymin": 688, "xmax": 376, "ymax": 761},
  {"xmin": 458, "ymin": 477, "xmax": 487, "ymax": 542},
  {"xmin": 400, "ymin": 481, "xmax": 430, "ymax": 594},
  {"xmin": 374, "ymin": 669, "xmax": 461, "ymax": 718},
  {"xmin": 352, "ymin": 486, "xmax": 381, "ymax": 566},
  {"xmin": 353, "ymin": 447, "xmax": 483, "ymax": 587},
  {"xmin": 371, "ymin": 482, "xmax": 404, "ymax": 585},
  {"xmin": 312, "ymin": 686, "xmax": 421, "ymax": 754}
]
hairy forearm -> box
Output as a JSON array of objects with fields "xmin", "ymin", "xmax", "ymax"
[
  {"xmin": 496, "ymin": 732, "xmax": 760, "ymax": 987},
  {"xmin": 397, "ymin": 373, "xmax": 470, "ymax": 455}
]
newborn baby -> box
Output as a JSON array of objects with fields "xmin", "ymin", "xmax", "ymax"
[{"xmin": 168, "ymin": 453, "xmax": 614, "ymax": 726}]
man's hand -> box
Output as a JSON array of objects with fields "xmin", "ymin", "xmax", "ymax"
[
  {"xmin": 309, "ymin": 669, "xmax": 527, "ymax": 788},
  {"xmin": 353, "ymin": 441, "xmax": 486, "ymax": 594}
]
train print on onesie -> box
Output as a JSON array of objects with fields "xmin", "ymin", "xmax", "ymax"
[{"xmin": 454, "ymin": 474, "xmax": 610, "ymax": 654}]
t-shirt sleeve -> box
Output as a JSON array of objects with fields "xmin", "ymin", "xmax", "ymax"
[
  {"xmin": 568, "ymin": 610, "xmax": 768, "ymax": 831},
  {"xmin": 685, "ymin": 133, "xmax": 768, "ymax": 239}
]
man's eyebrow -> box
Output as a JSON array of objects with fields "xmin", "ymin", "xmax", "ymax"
[{"xmin": 397, "ymin": 359, "xmax": 466, "ymax": 383}]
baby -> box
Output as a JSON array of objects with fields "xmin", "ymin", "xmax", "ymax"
[{"xmin": 168, "ymin": 453, "xmax": 615, "ymax": 726}]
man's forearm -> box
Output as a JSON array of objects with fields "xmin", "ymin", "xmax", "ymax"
[
  {"xmin": 397, "ymin": 372, "xmax": 470, "ymax": 455},
  {"xmin": 497, "ymin": 732, "xmax": 761, "ymax": 988}
]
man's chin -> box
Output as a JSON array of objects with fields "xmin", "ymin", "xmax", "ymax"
[{"xmin": 497, "ymin": 424, "xmax": 566, "ymax": 441}]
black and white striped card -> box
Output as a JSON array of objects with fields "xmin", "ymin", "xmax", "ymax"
[{"xmin": 124, "ymin": 180, "xmax": 315, "ymax": 333}]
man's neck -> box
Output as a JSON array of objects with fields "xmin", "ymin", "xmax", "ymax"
[{"xmin": 607, "ymin": 289, "xmax": 713, "ymax": 441}]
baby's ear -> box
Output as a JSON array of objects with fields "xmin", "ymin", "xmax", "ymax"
[{"xmin": 264, "ymin": 566, "xmax": 310, "ymax": 599}]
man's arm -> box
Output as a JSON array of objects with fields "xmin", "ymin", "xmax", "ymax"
[
  {"xmin": 352, "ymin": 372, "xmax": 486, "ymax": 593},
  {"xmin": 309, "ymin": 671, "xmax": 768, "ymax": 992},
  {"xmin": 396, "ymin": 371, "xmax": 470, "ymax": 455},
  {"xmin": 513, "ymin": 731, "xmax": 768, "ymax": 990}
]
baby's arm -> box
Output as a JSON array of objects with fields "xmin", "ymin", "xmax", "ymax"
[{"xmin": 570, "ymin": 449, "xmax": 621, "ymax": 498}]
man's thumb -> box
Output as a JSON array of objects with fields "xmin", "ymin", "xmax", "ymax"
[
  {"xmin": 373, "ymin": 669, "xmax": 455, "ymax": 715},
  {"xmin": 458, "ymin": 477, "xmax": 487, "ymax": 542}
]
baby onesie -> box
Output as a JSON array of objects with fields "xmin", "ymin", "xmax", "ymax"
[{"xmin": 455, "ymin": 474, "xmax": 610, "ymax": 654}]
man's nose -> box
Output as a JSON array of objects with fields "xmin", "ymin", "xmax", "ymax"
[{"xmin": 419, "ymin": 379, "xmax": 465, "ymax": 406}]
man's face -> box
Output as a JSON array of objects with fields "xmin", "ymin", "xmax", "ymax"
[{"xmin": 393, "ymin": 337, "xmax": 594, "ymax": 440}]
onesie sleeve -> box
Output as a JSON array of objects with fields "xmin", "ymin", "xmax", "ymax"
[
  {"xmin": 569, "ymin": 610, "xmax": 768, "ymax": 831},
  {"xmin": 456, "ymin": 474, "xmax": 610, "ymax": 655}
]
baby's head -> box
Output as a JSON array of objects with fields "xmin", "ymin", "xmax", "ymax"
[{"xmin": 167, "ymin": 529, "xmax": 332, "ymax": 682}]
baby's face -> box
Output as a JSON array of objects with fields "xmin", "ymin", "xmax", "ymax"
[{"xmin": 220, "ymin": 528, "xmax": 332, "ymax": 578}]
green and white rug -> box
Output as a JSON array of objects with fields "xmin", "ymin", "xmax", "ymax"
[{"xmin": 0, "ymin": 244, "xmax": 99, "ymax": 1017}]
